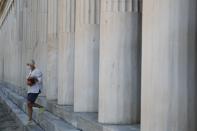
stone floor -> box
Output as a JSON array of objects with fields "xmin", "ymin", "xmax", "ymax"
[{"xmin": 0, "ymin": 102, "xmax": 20, "ymax": 131}]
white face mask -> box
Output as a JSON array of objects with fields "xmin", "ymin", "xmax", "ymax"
[{"xmin": 27, "ymin": 66, "xmax": 31, "ymax": 70}]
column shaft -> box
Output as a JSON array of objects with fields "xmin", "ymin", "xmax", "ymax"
[
  {"xmin": 35, "ymin": 0, "xmax": 48, "ymax": 96},
  {"xmin": 74, "ymin": 0, "xmax": 100, "ymax": 112},
  {"xmin": 99, "ymin": 0, "xmax": 141, "ymax": 124},
  {"xmin": 141, "ymin": 0, "xmax": 197, "ymax": 131},
  {"xmin": 57, "ymin": 0, "xmax": 75, "ymax": 105},
  {"xmin": 46, "ymin": 0, "xmax": 58, "ymax": 100}
]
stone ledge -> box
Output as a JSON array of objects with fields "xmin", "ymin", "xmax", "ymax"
[
  {"xmin": 0, "ymin": 84, "xmax": 80, "ymax": 131},
  {"xmin": 37, "ymin": 95, "xmax": 140, "ymax": 131},
  {"xmin": 0, "ymin": 82, "xmax": 140, "ymax": 131}
]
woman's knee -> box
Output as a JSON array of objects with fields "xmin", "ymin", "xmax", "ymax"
[{"xmin": 27, "ymin": 101, "xmax": 33, "ymax": 108}]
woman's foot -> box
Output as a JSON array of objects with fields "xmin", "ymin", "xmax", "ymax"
[
  {"xmin": 27, "ymin": 120, "xmax": 34, "ymax": 125},
  {"xmin": 39, "ymin": 107, "xmax": 45, "ymax": 114}
]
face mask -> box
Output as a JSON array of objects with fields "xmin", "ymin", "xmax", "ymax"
[{"xmin": 27, "ymin": 66, "xmax": 31, "ymax": 70}]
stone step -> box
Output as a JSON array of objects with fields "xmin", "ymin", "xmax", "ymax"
[
  {"xmin": 1, "ymin": 82, "xmax": 140, "ymax": 131},
  {"xmin": 0, "ymin": 90, "xmax": 43, "ymax": 131},
  {"xmin": 0, "ymin": 86, "xmax": 80, "ymax": 131},
  {"xmin": 37, "ymin": 99, "xmax": 140, "ymax": 131}
]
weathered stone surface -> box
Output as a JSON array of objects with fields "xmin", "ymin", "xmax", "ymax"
[
  {"xmin": 99, "ymin": 0, "xmax": 141, "ymax": 124},
  {"xmin": 141, "ymin": 0, "xmax": 197, "ymax": 131},
  {"xmin": 34, "ymin": 0, "xmax": 48, "ymax": 96},
  {"xmin": 37, "ymin": 92, "xmax": 140, "ymax": 131},
  {"xmin": 0, "ymin": 85, "xmax": 79, "ymax": 131},
  {"xmin": 46, "ymin": 0, "xmax": 58, "ymax": 100},
  {"xmin": 0, "ymin": 102, "xmax": 20, "ymax": 131},
  {"xmin": 0, "ymin": 89, "xmax": 43, "ymax": 131},
  {"xmin": 74, "ymin": 0, "xmax": 100, "ymax": 112},
  {"xmin": 2, "ymin": 0, "xmax": 196, "ymax": 130},
  {"xmin": 0, "ymin": 83, "xmax": 140, "ymax": 131},
  {"xmin": 57, "ymin": 0, "xmax": 75, "ymax": 105}
]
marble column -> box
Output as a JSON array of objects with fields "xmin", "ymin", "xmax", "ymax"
[
  {"xmin": 99, "ymin": 0, "xmax": 141, "ymax": 124},
  {"xmin": 16, "ymin": 0, "xmax": 25, "ymax": 88},
  {"xmin": 3, "ymin": 1, "xmax": 19, "ymax": 85},
  {"xmin": 26, "ymin": 0, "xmax": 33, "ymax": 61},
  {"xmin": 23, "ymin": 0, "xmax": 37, "ymax": 90},
  {"xmin": 0, "ymin": 29, "xmax": 3, "ymax": 80},
  {"xmin": 11, "ymin": 0, "xmax": 22, "ymax": 87},
  {"xmin": 35, "ymin": 0, "xmax": 48, "ymax": 96},
  {"xmin": 0, "ymin": 12, "xmax": 4, "ymax": 81},
  {"xmin": 21, "ymin": 0, "xmax": 28, "ymax": 89},
  {"xmin": 46, "ymin": 0, "xmax": 58, "ymax": 100},
  {"xmin": 141, "ymin": 0, "xmax": 197, "ymax": 131},
  {"xmin": 25, "ymin": 0, "xmax": 34, "ymax": 82},
  {"xmin": 57, "ymin": 0, "xmax": 75, "ymax": 105},
  {"xmin": 74, "ymin": 0, "xmax": 100, "ymax": 112}
]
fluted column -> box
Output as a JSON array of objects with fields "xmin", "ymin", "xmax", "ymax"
[
  {"xmin": 141, "ymin": 0, "xmax": 197, "ymax": 131},
  {"xmin": 35, "ymin": 0, "xmax": 48, "ymax": 96},
  {"xmin": 26, "ymin": 0, "xmax": 33, "ymax": 62},
  {"xmin": 12, "ymin": 0, "xmax": 23, "ymax": 87},
  {"xmin": 46, "ymin": 0, "xmax": 58, "ymax": 100},
  {"xmin": 0, "ymin": 25, "xmax": 3, "ymax": 81},
  {"xmin": 16, "ymin": 0, "xmax": 25, "ymax": 88},
  {"xmin": 74, "ymin": 0, "xmax": 100, "ymax": 112},
  {"xmin": 3, "ymin": 1, "xmax": 20, "ymax": 85},
  {"xmin": 57, "ymin": 0, "xmax": 75, "ymax": 105},
  {"xmin": 21, "ymin": 0, "xmax": 28, "ymax": 89},
  {"xmin": 24, "ymin": 0, "xmax": 34, "ymax": 84},
  {"xmin": 99, "ymin": 0, "xmax": 141, "ymax": 124}
]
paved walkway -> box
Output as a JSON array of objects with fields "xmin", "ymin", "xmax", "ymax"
[{"xmin": 0, "ymin": 102, "xmax": 20, "ymax": 131}]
